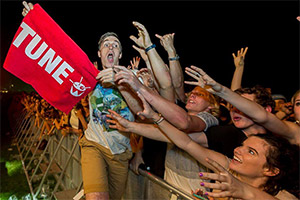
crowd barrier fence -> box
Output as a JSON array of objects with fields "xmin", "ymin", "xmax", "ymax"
[{"xmin": 13, "ymin": 114, "xmax": 197, "ymax": 200}]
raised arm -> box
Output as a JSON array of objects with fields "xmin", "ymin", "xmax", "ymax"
[
  {"xmin": 185, "ymin": 65, "xmax": 300, "ymax": 145},
  {"xmin": 114, "ymin": 65, "xmax": 210, "ymax": 132},
  {"xmin": 231, "ymin": 47, "xmax": 248, "ymax": 91},
  {"xmin": 156, "ymin": 33, "xmax": 185, "ymax": 102},
  {"xmin": 132, "ymin": 45, "xmax": 159, "ymax": 91},
  {"xmin": 130, "ymin": 21, "xmax": 175, "ymax": 102}
]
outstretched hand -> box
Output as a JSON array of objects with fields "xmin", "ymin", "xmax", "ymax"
[
  {"xmin": 196, "ymin": 157, "xmax": 246, "ymax": 199},
  {"xmin": 184, "ymin": 66, "xmax": 223, "ymax": 95},
  {"xmin": 127, "ymin": 56, "xmax": 141, "ymax": 71},
  {"xmin": 135, "ymin": 92, "xmax": 158, "ymax": 121},
  {"xmin": 106, "ymin": 109, "xmax": 131, "ymax": 132},
  {"xmin": 22, "ymin": 1, "xmax": 33, "ymax": 17},
  {"xmin": 232, "ymin": 47, "xmax": 248, "ymax": 68},
  {"xmin": 114, "ymin": 65, "xmax": 144, "ymax": 92},
  {"xmin": 130, "ymin": 21, "xmax": 152, "ymax": 49}
]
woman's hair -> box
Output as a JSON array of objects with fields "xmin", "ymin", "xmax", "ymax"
[
  {"xmin": 253, "ymin": 133, "xmax": 299, "ymax": 197},
  {"xmin": 291, "ymin": 89, "xmax": 300, "ymax": 105}
]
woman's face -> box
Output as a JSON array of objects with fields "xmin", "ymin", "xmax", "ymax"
[
  {"xmin": 185, "ymin": 87, "xmax": 211, "ymax": 113},
  {"xmin": 229, "ymin": 136, "xmax": 270, "ymax": 178},
  {"xmin": 293, "ymin": 93, "xmax": 300, "ymax": 122}
]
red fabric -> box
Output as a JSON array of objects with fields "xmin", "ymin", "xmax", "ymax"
[{"xmin": 3, "ymin": 4, "xmax": 99, "ymax": 113}]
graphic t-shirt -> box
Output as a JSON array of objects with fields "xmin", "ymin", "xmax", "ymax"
[{"xmin": 85, "ymin": 83, "xmax": 134, "ymax": 154}]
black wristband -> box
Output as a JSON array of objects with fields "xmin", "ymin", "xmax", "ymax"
[
  {"xmin": 145, "ymin": 44, "xmax": 156, "ymax": 53},
  {"xmin": 169, "ymin": 54, "xmax": 180, "ymax": 61}
]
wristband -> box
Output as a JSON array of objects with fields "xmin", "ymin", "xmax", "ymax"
[
  {"xmin": 145, "ymin": 44, "xmax": 156, "ymax": 53},
  {"xmin": 169, "ymin": 54, "xmax": 180, "ymax": 61},
  {"xmin": 154, "ymin": 113, "xmax": 164, "ymax": 125}
]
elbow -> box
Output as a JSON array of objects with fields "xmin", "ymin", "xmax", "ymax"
[{"xmin": 159, "ymin": 74, "xmax": 173, "ymax": 90}]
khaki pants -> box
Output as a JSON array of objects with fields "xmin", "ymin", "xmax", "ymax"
[{"xmin": 79, "ymin": 136, "xmax": 132, "ymax": 199}]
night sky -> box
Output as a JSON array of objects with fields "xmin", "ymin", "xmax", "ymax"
[{"xmin": 1, "ymin": 0, "xmax": 299, "ymax": 99}]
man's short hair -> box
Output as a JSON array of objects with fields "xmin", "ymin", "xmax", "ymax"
[
  {"xmin": 234, "ymin": 85, "xmax": 275, "ymax": 112},
  {"xmin": 98, "ymin": 32, "xmax": 122, "ymax": 53}
]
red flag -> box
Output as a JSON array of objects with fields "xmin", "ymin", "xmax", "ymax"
[{"xmin": 3, "ymin": 4, "xmax": 99, "ymax": 113}]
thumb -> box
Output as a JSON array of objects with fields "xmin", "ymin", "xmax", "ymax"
[
  {"xmin": 129, "ymin": 35, "xmax": 138, "ymax": 44},
  {"xmin": 155, "ymin": 34, "xmax": 163, "ymax": 40}
]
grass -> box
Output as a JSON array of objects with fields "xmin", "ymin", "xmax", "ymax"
[{"xmin": 0, "ymin": 134, "xmax": 30, "ymax": 200}]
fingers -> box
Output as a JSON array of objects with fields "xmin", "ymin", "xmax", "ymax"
[
  {"xmin": 132, "ymin": 45, "xmax": 144, "ymax": 52},
  {"xmin": 200, "ymin": 181, "xmax": 228, "ymax": 191},
  {"xmin": 96, "ymin": 68, "xmax": 115, "ymax": 84},
  {"xmin": 23, "ymin": 1, "xmax": 30, "ymax": 10},
  {"xmin": 129, "ymin": 35, "xmax": 138, "ymax": 44},
  {"xmin": 242, "ymin": 47, "xmax": 248, "ymax": 56},
  {"xmin": 190, "ymin": 66, "xmax": 208, "ymax": 77},
  {"xmin": 22, "ymin": 1, "xmax": 33, "ymax": 17},
  {"xmin": 203, "ymin": 191, "xmax": 231, "ymax": 198},
  {"xmin": 155, "ymin": 34, "xmax": 163, "ymax": 40},
  {"xmin": 184, "ymin": 81, "xmax": 198, "ymax": 86},
  {"xmin": 22, "ymin": 8, "xmax": 28, "ymax": 17},
  {"xmin": 114, "ymin": 65, "xmax": 129, "ymax": 72},
  {"xmin": 199, "ymin": 172, "xmax": 227, "ymax": 183},
  {"xmin": 137, "ymin": 91, "xmax": 147, "ymax": 105},
  {"xmin": 93, "ymin": 61, "xmax": 98, "ymax": 69},
  {"xmin": 132, "ymin": 21, "xmax": 146, "ymax": 32},
  {"xmin": 185, "ymin": 67, "xmax": 200, "ymax": 80}
]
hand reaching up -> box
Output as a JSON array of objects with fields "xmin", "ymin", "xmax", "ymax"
[
  {"xmin": 127, "ymin": 56, "xmax": 141, "ymax": 71},
  {"xmin": 184, "ymin": 65, "xmax": 223, "ymax": 95},
  {"xmin": 106, "ymin": 109, "xmax": 131, "ymax": 132},
  {"xmin": 22, "ymin": 1, "xmax": 33, "ymax": 17},
  {"xmin": 232, "ymin": 47, "xmax": 248, "ymax": 68},
  {"xmin": 130, "ymin": 21, "xmax": 153, "ymax": 49}
]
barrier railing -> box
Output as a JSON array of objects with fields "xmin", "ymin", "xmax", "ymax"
[{"xmin": 13, "ymin": 115, "xmax": 198, "ymax": 200}]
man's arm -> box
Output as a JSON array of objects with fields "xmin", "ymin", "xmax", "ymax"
[
  {"xmin": 130, "ymin": 21, "xmax": 175, "ymax": 102},
  {"xmin": 156, "ymin": 33, "xmax": 185, "ymax": 102},
  {"xmin": 117, "ymin": 84, "xmax": 143, "ymax": 115}
]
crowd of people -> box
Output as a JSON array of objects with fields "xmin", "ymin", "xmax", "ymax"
[{"xmin": 11, "ymin": 2, "xmax": 300, "ymax": 200}]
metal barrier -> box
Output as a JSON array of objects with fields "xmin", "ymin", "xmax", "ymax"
[{"xmin": 13, "ymin": 115, "xmax": 197, "ymax": 200}]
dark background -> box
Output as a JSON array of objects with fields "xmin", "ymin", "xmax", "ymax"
[{"xmin": 1, "ymin": 0, "xmax": 299, "ymax": 99}]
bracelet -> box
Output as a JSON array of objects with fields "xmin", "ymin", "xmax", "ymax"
[
  {"xmin": 145, "ymin": 44, "xmax": 156, "ymax": 53},
  {"xmin": 154, "ymin": 113, "xmax": 165, "ymax": 125},
  {"xmin": 169, "ymin": 54, "xmax": 180, "ymax": 61}
]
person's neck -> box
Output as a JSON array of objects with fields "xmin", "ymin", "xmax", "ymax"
[
  {"xmin": 242, "ymin": 124, "xmax": 266, "ymax": 137},
  {"xmin": 239, "ymin": 173, "xmax": 268, "ymax": 190}
]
